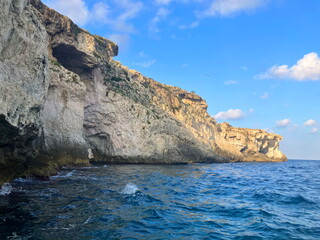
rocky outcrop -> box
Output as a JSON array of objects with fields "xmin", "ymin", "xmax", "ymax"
[
  {"xmin": 0, "ymin": 0, "xmax": 286, "ymax": 184},
  {"xmin": 219, "ymin": 123, "xmax": 286, "ymax": 162},
  {"xmin": 30, "ymin": 0, "xmax": 118, "ymax": 74}
]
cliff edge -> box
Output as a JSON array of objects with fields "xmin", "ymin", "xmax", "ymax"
[{"xmin": 0, "ymin": 0, "xmax": 286, "ymax": 184}]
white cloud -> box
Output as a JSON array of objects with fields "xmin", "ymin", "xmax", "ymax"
[
  {"xmin": 264, "ymin": 128, "xmax": 275, "ymax": 133},
  {"xmin": 203, "ymin": 0, "xmax": 267, "ymax": 17},
  {"xmin": 133, "ymin": 59, "xmax": 156, "ymax": 68},
  {"xmin": 260, "ymin": 92, "xmax": 269, "ymax": 99},
  {"xmin": 112, "ymin": 0, "xmax": 144, "ymax": 33},
  {"xmin": 179, "ymin": 21, "xmax": 200, "ymax": 29},
  {"xmin": 156, "ymin": 0, "xmax": 173, "ymax": 4},
  {"xmin": 91, "ymin": 2, "xmax": 109, "ymax": 23},
  {"xmin": 214, "ymin": 109, "xmax": 244, "ymax": 120},
  {"xmin": 44, "ymin": 0, "xmax": 143, "ymax": 34},
  {"xmin": 44, "ymin": 0, "xmax": 89, "ymax": 25},
  {"xmin": 139, "ymin": 51, "xmax": 146, "ymax": 58},
  {"xmin": 311, "ymin": 128, "xmax": 319, "ymax": 134},
  {"xmin": 224, "ymin": 80, "xmax": 238, "ymax": 85},
  {"xmin": 149, "ymin": 7, "xmax": 170, "ymax": 33},
  {"xmin": 248, "ymin": 108, "xmax": 254, "ymax": 113},
  {"xmin": 241, "ymin": 66, "xmax": 247, "ymax": 71},
  {"xmin": 258, "ymin": 52, "xmax": 320, "ymax": 81},
  {"xmin": 276, "ymin": 119, "xmax": 291, "ymax": 128},
  {"xmin": 304, "ymin": 119, "xmax": 317, "ymax": 126},
  {"xmin": 109, "ymin": 34, "xmax": 130, "ymax": 51}
]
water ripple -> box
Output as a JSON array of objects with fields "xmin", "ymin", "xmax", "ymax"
[{"xmin": 0, "ymin": 160, "xmax": 320, "ymax": 239}]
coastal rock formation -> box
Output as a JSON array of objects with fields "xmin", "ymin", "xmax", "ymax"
[
  {"xmin": 0, "ymin": 0, "xmax": 286, "ymax": 183},
  {"xmin": 219, "ymin": 123, "xmax": 285, "ymax": 162},
  {"xmin": 0, "ymin": 0, "xmax": 49, "ymax": 182}
]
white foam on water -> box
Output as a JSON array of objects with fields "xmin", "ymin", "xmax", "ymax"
[
  {"xmin": 0, "ymin": 183, "xmax": 12, "ymax": 196},
  {"xmin": 50, "ymin": 170, "xmax": 76, "ymax": 180},
  {"xmin": 6, "ymin": 232, "xmax": 21, "ymax": 239},
  {"xmin": 79, "ymin": 166, "xmax": 98, "ymax": 169},
  {"xmin": 84, "ymin": 217, "xmax": 91, "ymax": 224},
  {"xmin": 14, "ymin": 177, "xmax": 34, "ymax": 183},
  {"xmin": 121, "ymin": 183, "xmax": 139, "ymax": 195},
  {"xmin": 65, "ymin": 170, "xmax": 76, "ymax": 177},
  {"xmin": 61, "ymin": 224, "xmax": 76, "ymax": 230}
]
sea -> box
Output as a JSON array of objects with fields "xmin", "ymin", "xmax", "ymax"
[{"xmin": 0, "ymin": 160, "xmax": 319, "ymax": 240}]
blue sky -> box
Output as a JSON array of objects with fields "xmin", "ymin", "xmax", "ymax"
[{"xmin": 43, "ymin": 0, "xmax": 320, "ymax": 160}]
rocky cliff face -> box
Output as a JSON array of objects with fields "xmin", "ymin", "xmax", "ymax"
[
  {"xmin": 0, "ymin": 0, "xmax": 286, "ymax": 184},
  {"xmin": 0, "ymin": 0, "xmax": 49, "ymax": 182}
]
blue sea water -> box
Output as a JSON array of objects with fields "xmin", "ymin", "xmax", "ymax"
[{"xmin": 0, "ymin": 160, "xmax": 319, "ymax": 239}]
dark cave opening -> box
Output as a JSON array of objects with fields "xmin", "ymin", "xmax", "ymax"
[{"xmin": 52, "ymin": 44, "xmax": 92, "ymax": 75}]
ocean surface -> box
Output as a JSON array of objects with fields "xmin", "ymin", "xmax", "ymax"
[{"xmin": 0, "ymin": 160, "xmax": 319, "ymax": 239}]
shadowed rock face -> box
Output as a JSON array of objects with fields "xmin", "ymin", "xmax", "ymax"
[{"xmin": 0, "ymin": 0, "xmax": 286, "ymax": 183}]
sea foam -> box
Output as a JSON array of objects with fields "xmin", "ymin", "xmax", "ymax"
[
  {"xmin": 121, "ymin": 183, "xmax": 139, "ymax": 195},
  {"xmin": 0, "ymin": 183, "xmax": 12, "ymax": 196}
]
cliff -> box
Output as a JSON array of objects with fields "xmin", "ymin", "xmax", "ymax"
[{"xmin": 0, "ymin": 0, "xmax": 286, "ymax": 184}]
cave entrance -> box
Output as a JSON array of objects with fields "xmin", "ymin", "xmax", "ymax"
[{"xmin": 52, "ymin": 44, "xmax": 92, "ymax": 76}]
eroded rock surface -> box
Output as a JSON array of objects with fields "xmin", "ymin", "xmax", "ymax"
[
  {"xmin": 0, "ymin": 0, "xmax": 49, "ymax": 182},
  {"xmin": 219, "ymin": 123, "xmax": 286, "ymax": 162},
  {"xmin": 0, "ymin": 0, "xmax": 286, "ymax": 184}
]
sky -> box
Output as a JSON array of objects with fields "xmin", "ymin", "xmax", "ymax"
[{"xmin": 43, "ymin": 0, "xmax": 320, "ymax": 160}]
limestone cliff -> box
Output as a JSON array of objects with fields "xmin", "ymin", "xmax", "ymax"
[
  {"xmin": 0, "ymin": 0, "xmax": 49, "ymax": 183},
  {"xmin": 0, "ymin": 0, "xmax": 286, "ymax": 184}
]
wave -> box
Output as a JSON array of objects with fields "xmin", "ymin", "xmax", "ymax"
[
  {"xmin": 61, "ymin": 224, "xmax": 76, "ymax": 231},
  {"xmin": 84, "ymin": 217, "xmax": 91, "ymax": 225},
  {"xmin": 282, "ymin": 194, "xmax": 317, "ymax": 205},
  {"xmin": 78, "ymin": 166, "xmax": 98, "ymax": 169},
  {"xmin": 14, "ymin": 177, "xmax": 36, "ymax": 183},
  {"xmin": 1, "ymin": 160, "xmax": 319, "ymax": 239},
  {"xmin": 142, "ymin": 209, "xmax": 164, "ymax": 220},
  {"xmin": 0, "ymin": 183, "xmax": 12, "ymax": 196},
  {"xmin": 121, "ymin": 183, "xmax": 140, "ymax": 195},
  {"xmin": 50, "ymin": 170, "xmax": 76, "ymax": 180}
]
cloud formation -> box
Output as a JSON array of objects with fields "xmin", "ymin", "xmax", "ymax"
[
  {"xmin": 44, "ymin": 0, "xmax": 89, "ymax": 25},
  {"xmin": 214, "ymin": 109, "xmax": 244, "ymax": 120},
  {"xmin": 155, "ymin": 0, "xmax": 173, "ymax": 5},
  {"xmin": 311, "ymin": 128, "xmax": 319, "ymax": 134},
  {"xmin": 149, "ymin": 7, "xmax": 170, "ymax": 33},
  {"xmin": 304, "ymin": 119, "xmax": 317, "ymax": 126},
  {"xmin": 44, "ymin": 0, "xmax": 143, "ymax": 33},
  {"xmin": 276, "ymin": 119, "xmax": 291, "ymax": 128},
  {"xmin": 179, "ymin": 21, "xmax": 200, "ymax": 30},
  {"xmin": 139, "ymin": 51, "xmax": 147, "ymax": 58},
  {"xmin": 258, "ymin": 52, "xmax": 320, "ymax": 81},
  {"xmin": 91, "ymin": 2, "xmax": 109, "ymax": 23},
  {"xmin": 133, "ymin": 59, "xmax": 156, "ymax": 68},
  {"xmin": 260, "ymin": 92, "xmax": 269, "ymax": 99},
  {"xmin": 109, "ymin": 34, "xmax": 130, "ymax": 51},
  {"xmin": 203, "ymin": 0, "xmax": 267, "ymax": 17},
  {"xmin": 224, "ymin": 80, "xmax": 238, "ymax": 85},
  {"xmin": 114, "ymin": 0, "xmax": 144, "ymax": 33}
]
